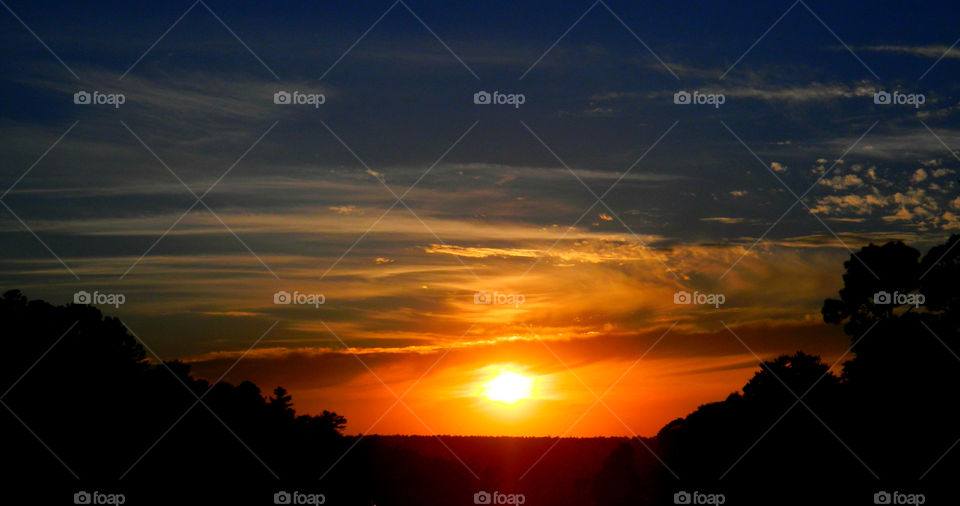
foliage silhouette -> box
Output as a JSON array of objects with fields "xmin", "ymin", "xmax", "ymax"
[
  {"xmin": 0, "ymin": 290, "xmax": 361, "ymax": 504},
  {"xmin": 649, "ymin": 235, "xmax": 960, "ymax": 505}
]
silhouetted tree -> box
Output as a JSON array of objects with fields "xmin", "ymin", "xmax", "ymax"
[
  {"xmin": 821, "ymin": 235, "xmax": 960, "ymax": 483},
  {"xmin": 821, "ymin": 240, "xmax": 921, "ymax": 335},
  {"xmin": 0, "ymin": 290, "xmax": 357, "ymax": 505},
  {"xmin": 269, "ymin": 386, "xmax": 294, "ymax": 416}
]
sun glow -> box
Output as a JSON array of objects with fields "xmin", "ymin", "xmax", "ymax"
[{"xmin": 481, "ymin": 370, "xmax": 535, "ymax": 403}]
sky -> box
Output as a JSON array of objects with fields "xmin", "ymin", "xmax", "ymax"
[{"xmin": 2, "ymin": 0, "xmax": 960, "ymax": 436}]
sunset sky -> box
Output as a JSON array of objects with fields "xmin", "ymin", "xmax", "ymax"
[{"xmin": 2, "ymin": 0, "xmax": 959, "ymax": 436}]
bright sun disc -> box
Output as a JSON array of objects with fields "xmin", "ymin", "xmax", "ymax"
[{"xmin": 482, "ymin": 370, "xmax": 534, "ymax": 403}]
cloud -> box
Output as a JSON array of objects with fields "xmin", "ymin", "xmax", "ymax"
[
  {"xmin": 810, "ymin": 193, "xmax": 887, "ymax": 215},
  {"xmin": 839, "ymin": 129, "xmax": 960, "ymax": 159},
  {"xmin": 448, "ymin": 163, "xmax": 684, "ymax": 184},
  {"xmin": 424, "ymin": 245, "xmax": 541, "ymax": 259},
  {"xmin": 770, "ymin": 162, "xmax": 788, "ymax": 173},
  {"xmin": 883, "ymin": 207, "xmax": 913, "ymax": 222},
  {"xmin": 942, "ymin": 212, "xmax": 960, "ymax": 230},
  {"xmin": 201, "ymin": 311, "xmax": 263, "ymax": 317},
  {"xmin": 893, "ymin": 189, "xmax": 928, "ymax": 207},
  {"xmin": 857, "ymin": 45, "xmax": 957, "ymax": 60},
  {"xmin": 700, "ymin": 217, "xmax": 749, "ymax": 224},
  {"xmin": 424, "ymin": 240, "xmax": 661, "ymax": 264},
  {"xmin": 819, "ymin": 174, "xmax": 863, "ymax": 190},
  {"xmin": 365, "ymin": 168, "xmax": 386, "ymax": 182},
  {"xmin": 719, "ymin": 82, "xmax": 874, "ymax": 102},
  {"xmin": 329, "ymin": 205, "xmax": 362, "ymax": 216}
]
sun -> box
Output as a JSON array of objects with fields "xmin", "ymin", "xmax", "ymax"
[{"xmin": 481, "ymin": 370, "xmax": 534, "ymax": 404}]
